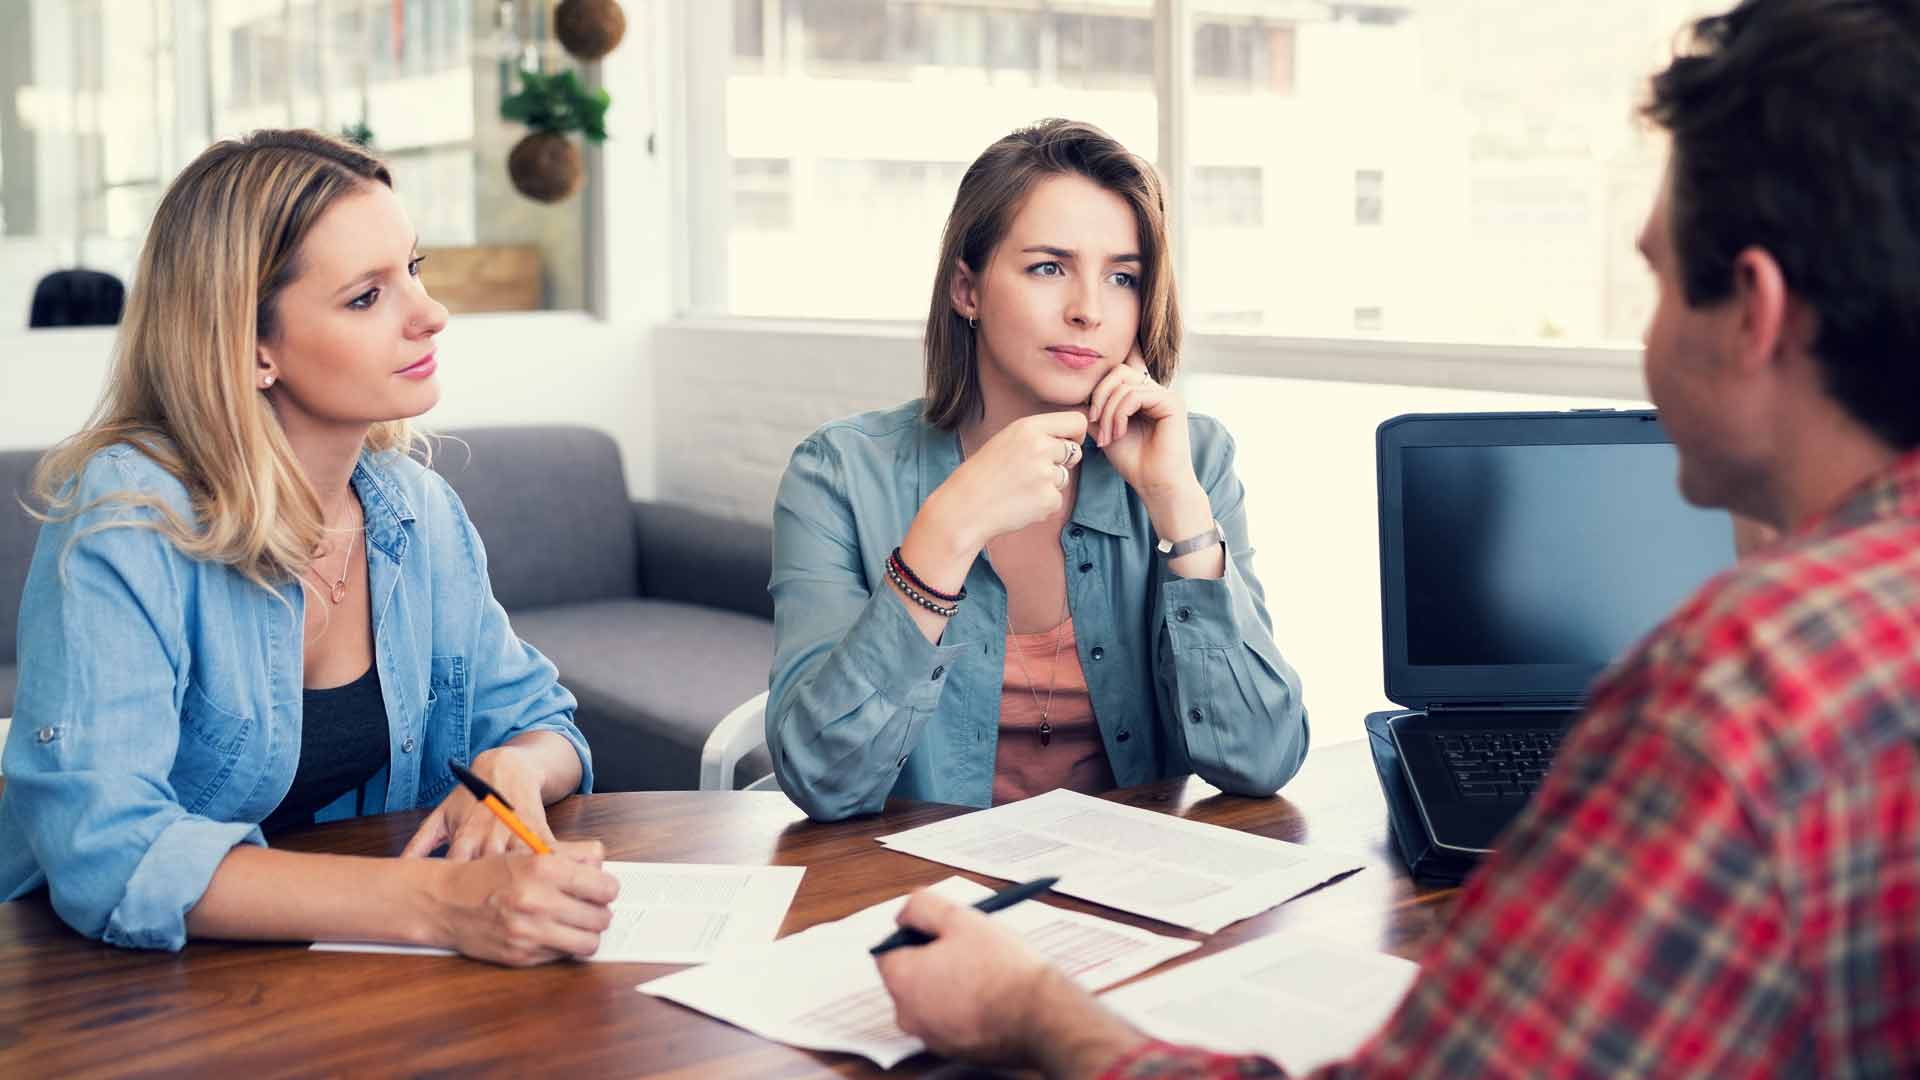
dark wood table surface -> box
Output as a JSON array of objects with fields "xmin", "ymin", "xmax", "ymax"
[{"xmin": 0, "ymin": 741, "xmax": 1458, "ymax": 1078}]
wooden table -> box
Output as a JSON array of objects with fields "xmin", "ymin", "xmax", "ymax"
[{"xmin": 0, "ymin": 741, "xmax": 1457, "ymax": 1077}]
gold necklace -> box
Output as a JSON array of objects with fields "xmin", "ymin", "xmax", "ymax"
[
  {"xmin": 306, "ymin": 506, "xmax": 361, "ymax": 605},
  {"xmin": 1000, "ymin": 557, "xmax": 1071, "ymax": 748}
]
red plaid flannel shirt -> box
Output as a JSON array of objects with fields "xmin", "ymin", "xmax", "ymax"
[{"xmin": 1107, "ymin": 449, "xmax": 1920, "ymax": 1079}]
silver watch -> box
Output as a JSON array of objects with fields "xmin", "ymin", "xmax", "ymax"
[{"xmin": 1155, "ymin": 520, "xmax": 1224, "ymax": 559}]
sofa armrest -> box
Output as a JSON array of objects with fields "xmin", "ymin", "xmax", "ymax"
[{"xmin": 633, "ymin": 501, "xmax": 775, "ymax": 620}]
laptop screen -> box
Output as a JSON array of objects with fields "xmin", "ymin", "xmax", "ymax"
[{"xmin": 1378, "ymin": 411, "xmax": 1736, "ymax": 706}]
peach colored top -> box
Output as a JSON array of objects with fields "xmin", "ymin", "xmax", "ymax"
[{"xmin": 993, "ymin": 616, "xmax": 1116, "ymax": 804}]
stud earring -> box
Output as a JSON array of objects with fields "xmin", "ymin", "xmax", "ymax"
[{"xmin": 261, "ymin": 374, "xmax": 275, "ymax": 389}]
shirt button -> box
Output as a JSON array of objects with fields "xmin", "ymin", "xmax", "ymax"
[
  {"xmin": 401, "ymin": 737, "xmax": 416, "ymax": 753},
  {"xmin": 931, "ymin": 666, "xmax": 945, "ymax": 681},
  {"xmin": 1078, "ymin": 562, "xmax": 1094, "ymax": 573},
  {"xmin": 1176, "ymin": 607, "xmax": 1192, "ymax": 622},
  {"xmin": 1090, "ymin": 646, "xmax": 1105, "ymax": 661},
  {"xmin": 1115, "ymin": 729, "xmax": 1130, "ymax": 743},
  {"xmin": 1188, "ymin": 708, "xmax": 1204, "ymax": 724},
  {"xmin": 35, "ymin": 726, "xmax": 55, "ymax": 744},
  {"xmin": 1070, "ymin": 526, "xmax": 1084, "ymax": 539}
]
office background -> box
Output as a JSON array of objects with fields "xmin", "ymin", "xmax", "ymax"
[{"xmin": 0, "ymin": 0, "xmax": 1712, "ymax": 740}]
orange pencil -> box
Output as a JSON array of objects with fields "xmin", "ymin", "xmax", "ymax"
[{"xmin": 448, "ymin": 759, "xmax": 554, "ymax": 855}]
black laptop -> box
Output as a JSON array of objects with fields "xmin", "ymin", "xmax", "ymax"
[{"xmin": 1371, "ymin": 410, "xmax": 1736, "ymax": 872}]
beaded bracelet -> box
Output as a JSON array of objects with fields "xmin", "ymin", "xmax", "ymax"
[
  {"xmin": 888, "ymin": 546, "xmax": 966, "ymax": 604},
  {"xmin": 886, "ymin": 558, "xmax": 960, "ymax": 617}
]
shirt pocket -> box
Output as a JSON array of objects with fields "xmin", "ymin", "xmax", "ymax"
[
  {"xmin": 417, "ymin": 655, "xmax": 469, "ymax": 805},
  {"xmin": 175, "ymin": 682, "xmax": 253, "ymax": 815}
]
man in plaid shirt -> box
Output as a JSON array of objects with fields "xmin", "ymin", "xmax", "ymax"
[{"xmin": 871, "ymin": 1, "xmax": 1920, "ymax": 1076}]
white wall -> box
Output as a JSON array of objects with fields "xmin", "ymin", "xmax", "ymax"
[{"xmin": 0, "ymin": 314, "xmax": 658, "ymax": 497}]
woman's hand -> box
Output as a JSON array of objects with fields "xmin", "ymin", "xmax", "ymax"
[
  {"xmin": 434, "ymin": 840, "xmax": 620, "ymax": 967},
  {"xmin": 400, "ymin": 746, "xmax": 556, "ymax": 860},
  {"xmin": 903, "ymin": 410, "xmax": 1090, "ymax": 589},
  {"xmin": 1088, "ymin": 351, "xmax": 1200, "ymax": 507}
]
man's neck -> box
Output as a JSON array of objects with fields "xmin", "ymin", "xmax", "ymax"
[{"xmin": 1769, "ymin": 401, "xmax": 1902, "ymax": 531}]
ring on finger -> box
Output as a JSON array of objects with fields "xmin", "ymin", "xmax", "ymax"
[
  {"xmin": 1053, "ymin": 464, "xmax": 1070, "ymax": 489},
  {"xmin": 1059, "ymin": 440, "xmax": 1081, "ymax": 467}
]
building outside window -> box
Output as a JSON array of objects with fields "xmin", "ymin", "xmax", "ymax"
[{"xmin": 717, "ymin": 0, "xmax": 1722, "ymax": 348}]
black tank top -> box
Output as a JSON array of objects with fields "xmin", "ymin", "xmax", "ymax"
[{"xmin": 260, "ymin": 666, "xmax": 391, "ymax": 835}]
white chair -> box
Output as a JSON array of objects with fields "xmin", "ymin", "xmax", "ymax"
[{"xmin": 698, "ymin": 691, "xmax": 779, "ymax": 792}]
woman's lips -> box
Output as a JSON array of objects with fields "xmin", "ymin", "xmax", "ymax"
[
  {"xmin": 397, "ymin": 353, "xmax": 437, "ymax": 378},
  {"xmin": 1047, "ymin": 346, "xmax": 1101, "ymax": 371}
]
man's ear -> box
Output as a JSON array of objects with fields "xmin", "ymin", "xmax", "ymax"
[
  {"xmin": 949, "ymin": 259, "xmax": 980, "ymax": 322},
  {"xmin": 1726, "ymin": 246, "xmax": 1793, "ymax": 377}
]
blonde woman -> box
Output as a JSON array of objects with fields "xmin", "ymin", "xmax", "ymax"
[
  {"xmin": 0, "ymin": 131, "xmax": 617, "ymax": 964},
  {"xmin": 767, "ymin": 119, "xmax": 1308, "ymax": 822}
]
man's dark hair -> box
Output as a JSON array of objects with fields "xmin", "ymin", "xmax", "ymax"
[{"xmin": 1645, "ymin": 0, "xmax": 1920, "ymax": 449}]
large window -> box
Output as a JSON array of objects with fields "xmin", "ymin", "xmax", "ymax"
[
  {"xmin": 2, "ymin": 0, "xmax": 591, "ymax": 328},
  {"xmin": 716, "ymin": 0, "xmax": 1724, "ymax": 348},
  {"xmin": 722, "ymin": 0, "xmax": 1159, "ymax": 320}
]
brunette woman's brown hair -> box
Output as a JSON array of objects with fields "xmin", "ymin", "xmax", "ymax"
[{"xmin": 922, "ymin": 119, "xmax": 1181, "ymax": 430}]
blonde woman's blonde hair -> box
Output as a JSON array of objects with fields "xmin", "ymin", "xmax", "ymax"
[
  {"xmin": 32, "ymin": 128, "xmax": 421, "ymax": 591},
  {"xmin": 923, "ymin": 119, "xmax": 1183, "ymax": 430}
]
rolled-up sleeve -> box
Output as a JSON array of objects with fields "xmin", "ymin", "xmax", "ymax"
[
  {"xmin": 766, "ymin": 438, "xmax": 969, "ymax": 821},
  {"xmin": 444, "ymin": 487, "xmax": 591, "ymax": 794},
  {"xmin": 1151, "ymin": 420, "xmax": 1309, "ymax": 796},
  {"xmin": 4, "ymin": 464, "xmax": 262, "ymax": 951}
]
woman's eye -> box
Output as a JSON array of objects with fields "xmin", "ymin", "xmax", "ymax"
[
  {"xmin": 1027, "ymin": 261, "xmax": 1064, "ymax": 278},
  {"xmin": 1109, "ymin": 270, "xmax": 1138, "ymax": 289},
  {"xmin": 408, "ymin": 256, "xmax": 425, "ymax": 277},
  {"xmin": 348, "ymin": 288, "xmax": 379, "ymax": 310}
]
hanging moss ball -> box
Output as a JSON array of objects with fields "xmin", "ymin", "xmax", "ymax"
[
  {"xmin": 555, "ymin": 0, "xmax": 627, "ymax": 62},
  {"xmin": 508, "ymin": 132, "xmax": 583, "ymax": 203}
]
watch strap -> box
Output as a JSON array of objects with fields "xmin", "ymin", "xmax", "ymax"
[{"xmin": 1156, "ymin": 520, "xmax": 1224, "ymax": 559}]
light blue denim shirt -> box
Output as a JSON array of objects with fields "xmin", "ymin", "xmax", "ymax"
[
  {"xmin": 767, "ymin": 400, "xmax": 1308, "ymax": 821},
  {"xmin": 0, "ymin": 442, "xmax": 591, "ymax": 951}
]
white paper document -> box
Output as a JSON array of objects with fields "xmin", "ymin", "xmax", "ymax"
[
  {"xmin": 638, "ymin": 875, "xmax": 1201, "ymax": 1068},
  {"xmin": 1100, "ymin": 931, "xmax": 1419, "ymax": 1074},
  {"xmin": 876, "ymin": 789, "xmax": 1362, "ymax": 933},
  {"xmin": 310, "ymin": 861, "xmax": 805, "ymax": 964}
]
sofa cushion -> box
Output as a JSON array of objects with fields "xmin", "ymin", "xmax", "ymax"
[
  {"xmin": 0, "ymin": 449, "xmax": 42, "ymax": 668},
  {"xmin": 511, "ymin": 599, "xmax": 774, "ymax": 792},
  {"xmin": 432, "ymin": 426, "xmax": 639, "ymax": 611},
  {"xmin": 634, "ymin": 502, "xmax": 774, "ymax": 620}
]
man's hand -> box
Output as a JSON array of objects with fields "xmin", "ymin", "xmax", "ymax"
[{"xmin": 874, "ymin": 888, "xmax": 1150, "ymax": 1076}]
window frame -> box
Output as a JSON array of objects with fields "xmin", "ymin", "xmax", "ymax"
[{"xmin": 673, "ymin": 0, "xmax": 1655, "ymax": 398}]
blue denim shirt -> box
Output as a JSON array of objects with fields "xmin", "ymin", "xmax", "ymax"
[
  {"xmin": 0, "ymin": 443, "xmax": 592, "ymax": 950},
  {"xmin": 767, "ymin": 401, "xmax": 1308, "ymax": 821}
]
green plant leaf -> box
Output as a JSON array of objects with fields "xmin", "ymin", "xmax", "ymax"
[{"xmin": 499, "ymin": 66, "xmax": 612, "ymax": 141}]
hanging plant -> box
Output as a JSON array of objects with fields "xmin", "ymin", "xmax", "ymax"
[
  {"xmin": 555, "ymin": 0, "xmax": 627, "ymax": 62},
  {"xmin": 500, "ymin": 68, "xmax": 610, "ymax": 204}
]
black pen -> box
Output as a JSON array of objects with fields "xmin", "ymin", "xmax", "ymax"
[{"xmin": 869, "ymin": 876, "xmax": 1062, "ymax": 956}]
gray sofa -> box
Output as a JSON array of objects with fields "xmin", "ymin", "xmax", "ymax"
[{"xmin": 0, "ymin": 426, "xmax": 774, "ymax": 792}]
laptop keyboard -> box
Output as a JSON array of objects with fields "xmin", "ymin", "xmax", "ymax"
[{"xmin": 1440, "ymin": 730, "xmax": 1563, "ymax": 799}]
